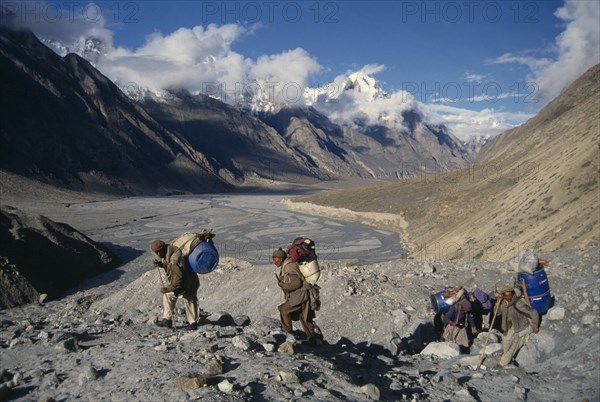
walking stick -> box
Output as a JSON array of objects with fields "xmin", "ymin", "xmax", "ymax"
[
  {"xmin": 520, "ymin": 278, "xmax": 532, "ymax": 307},
  {"xmin": 476, "ymin": 292, "xmax": 502, "ymax": 370},
  {"xmin": 155, "ymin": 263, "xmax": 165, "ymax": 289}
]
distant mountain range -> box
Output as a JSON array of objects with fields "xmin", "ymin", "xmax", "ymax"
[
  {"xmin": 294, "ymin": 64, "xmax": 600, "ymax": 256},
  {"xmin": 0, "ymin": 26, "xmax": 475, "ymax": 195},
  {"xmin": 0, "ymin": 27, "xmax": 229, "ymax": 195}
]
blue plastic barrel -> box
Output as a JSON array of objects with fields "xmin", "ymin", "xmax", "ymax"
[
  {"xmin": 517, "ymin": 268, "xmax": 551, "ymax": 314},
  {"xmin": 431, "ymin": 291, "xmax": 452, "ymax": 314},
  {"xmin": 188, "ymin": 241, "xmax": 219, "ymax": 274}
]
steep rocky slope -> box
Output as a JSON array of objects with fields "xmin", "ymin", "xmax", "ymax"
[
  {"xmin": 0, "ymin": 246, "xmax": 597, "ymax": 401},
  {"xmin": 0, "ymin": 191, "xmax": 597, "ymax": 401},
  {"xmin": 141, "ymin": 92, "xmax": 330, "ymax": 185},
  {"xmin": 0, "ymin": 206, "xmax": 121, "ymax": 308},
  {"xmin": 0, "ymin": 27, "xmax": 229, "ymax": 195},
  {"xmin": 262, "ymin": 107, "xmax": 471, "ymax": 180}
]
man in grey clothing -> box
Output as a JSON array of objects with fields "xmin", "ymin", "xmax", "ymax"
[{"xmin": 495, "ymin": 287, "xmax": 540, "ymax": 367}]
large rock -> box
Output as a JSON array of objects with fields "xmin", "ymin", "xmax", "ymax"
[
  {"xmin": 0, "ymin": 256, "xmax": 39, "ymax": 308},
  {"xmin": 484, "ymin": 343, "xmax": 503, "ymax": 355},
  {"xmin": 547, "ymin": 306, "xmax": 566, "ymax": 321},
  {"xmin": 420, "ymin": 342, "xmax": 460, "ymax": 358},
  {"xmin": 515, "ymin": 332, "xmax": 556, "ymax": 368},
  {"xmin": 359, "ymin": 383, "xmax": 380, "ymax": 400},
  {"xmin": 391, "ymin": 309, "xmax": 410, "ymax": 334},
  {"xmin": 176, "ymin": 374, "xmax": 218, "ymax": 389},
  {"xmin": 0, "ymin": 207, "xmax": 121, "ymax": 308}
]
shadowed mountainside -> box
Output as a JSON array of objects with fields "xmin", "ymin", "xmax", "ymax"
[
  {"xmin": 261, "ymin": 106, "xmax": 472, "ymax": 180},
  {"xmin": 141, "ymin": 92, "xmax": 331, "ymax": 185},
  {"xmin": 0, "ymin": 27, "xmax": 229, "ymax": 195}
]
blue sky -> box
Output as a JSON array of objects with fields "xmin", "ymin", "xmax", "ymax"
[
  {"xmin": 93, "ymin": 0, "xmax": 565, "ymax": 104},
  {"xmin": 3, "ymin": 0, "xmax": 599, "ymax": 139}
]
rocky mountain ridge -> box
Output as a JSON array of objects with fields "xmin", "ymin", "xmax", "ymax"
[
  {"xmin": 140, "ymin": 91, "xmax": 332, "ymax": 185},
  {"xmin": 0, "ymin": 26, "xmax": 230, "ymax": 195},
  {"xmin": 0, "ymin": 26, "xmax": 474, "ymax": 194}
]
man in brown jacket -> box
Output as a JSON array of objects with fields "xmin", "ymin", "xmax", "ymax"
[
  {"xmin": 151, "ymin": 239, "xmax": 200, "ymax": 330},
  {"xmin": 272, "ymin": 248, "xmax": 316, "ymax": 344},
  {"xmin": 495, "ymin": 287, "xmax": 540, "ymax": 367}
]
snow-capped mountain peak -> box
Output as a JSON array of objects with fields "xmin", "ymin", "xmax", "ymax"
[
  {"xmin": 463, "ymin": 134, "xmax": 492, "ymax": 155},
  {"xmin": 42, "ymin": 36, "xmax": 107, "ymax": 66},
  {"xmin": 344, "ymin": 71, "xmax": 389, "ymax": 100}
]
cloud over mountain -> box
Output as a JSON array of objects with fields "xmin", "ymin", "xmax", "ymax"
[
  {"xmin": 79, "ymin": 23, "xmax": 321, "ymax": 105},
  {"xmin": 2, "ymin": 2, "xmax": 322, "ymax": 104},
  {"xmin": 307, "ymin": 65, "xmax": 418, "ymax": 132},
  {"xmin": 4, "ymin": 0, "xmax": 597, "ymax": 141},
  {"xmin": 425, "ymin": 105, "xmax": 534, "ymax": 140}
]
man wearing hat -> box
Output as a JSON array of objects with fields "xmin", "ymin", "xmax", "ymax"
[
  {"xmin": 495, "ymin": 287, "xmax": 539, "ymax": 367},
  {"xmin": 272, "ymin": 248, "xmax": 316, "ymax": 344},
  {"xmin": 150, "ymin": 239, "xmax": 200, "ymax": 330}
]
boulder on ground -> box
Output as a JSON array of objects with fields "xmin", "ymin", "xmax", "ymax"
[
  {"xmin": 420, "ymin": 342, "xmax": 460, "ymax": 358},
  {"xmin": 0, "ymin": 207, "xmax": 121, "ymax": 308}
]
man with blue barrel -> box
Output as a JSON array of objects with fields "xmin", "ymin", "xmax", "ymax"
[
  {"xmin": 150, "ymin": 239, "xmax": 200, "ymax": 330},
  {"xmin": 495, "ymin": 286, "xmax": 539, "ymax": 367},
  {"xmin": 516, "ymin": 251, "xmax": 552, "ymax": 314}
]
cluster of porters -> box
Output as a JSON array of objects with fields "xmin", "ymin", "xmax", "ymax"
[
  {"xmin": 148, "ymin": 232, "xmax": 551, "ymax": 365},
  {"xmin": 432, "ymin": 251, "xmax": 551, "ymax": 367}
]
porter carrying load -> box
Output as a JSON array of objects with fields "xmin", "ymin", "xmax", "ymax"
[
  {"xmin": 431, "ymin": 286, "xmax": 466, "ymax": 314},
  {"xmin": 287, "ymin": 237, "xmax": 320, "ymax": 285},
  {"xmin": 515, "ymin": 251, "xmax": 551, "ymax": 314},
  {"xmin": 171, "ymin": 230, "xmax": 219, "ymax": 274}
]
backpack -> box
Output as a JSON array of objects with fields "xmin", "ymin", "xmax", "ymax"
[
  {"xmin": 472, "ymin": 288, "xmax": 492, "ymax": 311},
  {"xmin": 287, "ymin": 237, "xmax": 317, "ymax": 263},
  {"xmin": 287, "ymin": 237, "xmax": 320, "ymax": 284},
  {"xmin": 516, "ymin": 251, "xmax": 538, "ymax": 274},
  {"xmin": 171, "ymin": 230, "xmax": 219, "ymax": 274},
  {"xmin": 308, "ymin": 284, "xmax": 321, "ymax": 311}
]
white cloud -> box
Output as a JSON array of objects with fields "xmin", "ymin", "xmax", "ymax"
[
  {"xmin": 7, "ymin": 2, "xmax": 538, "ymax": 140},
  {"xmin": 248, "ymin": 49, "xmax": 321, "ymax": 105},
  {"xmin": 470, "ymin": 92, "xmax": 513, "ymax": 103},
  {"xmin": 99, "ymin": 24, "xmax": 252, "ymax": 97},
  {"xmin": 464, "ymin": 72, "xmax": 485, "ymax": 82},
  {"xmin": 425, "ymin": 104, "xmax": 534, "ymax": 140},
  {"xmin": 434, "ymin": 91, "xmax": 513, "ymax": 104},
  {"xmin": 136, "ymin": 24, "xmax": 245, "ymax": 64},
  {"xmin": 490, "ymin": 54, "xmax": 552, "ymax": 71},
  {"xmin": 3, "ymin": 1, "xmax": 322, "ymax": 107},
  {"xmin": 103, "ymin": 25, "xmax": 322, "ymax": 106},
  {"xmin": 309, "ymin": 66, "xmax": 529, "ymax": 141},
  {"xmin": 490, "ymin": 0, "xmax": 600, "ymax": 104},
  {"xmin": 357, "ymin": 64, "xmax": 386, "ymax": 76},
  {"xmin": 308, "ymin": 66, "xmax": 417, "ymax": 131},
  {"xmin": 3, "ymin": 0, "xmax": 114, "ymax": 51}
]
